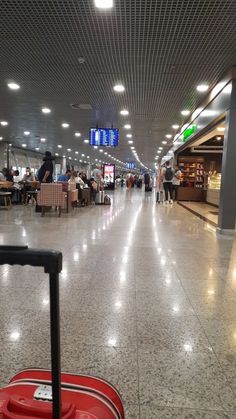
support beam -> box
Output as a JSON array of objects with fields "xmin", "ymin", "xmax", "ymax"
[{"xmin": 217, "ymin": 79, "xmax": 236, "ymax": 234}]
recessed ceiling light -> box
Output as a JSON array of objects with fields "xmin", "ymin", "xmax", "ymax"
[
  {"xmin": 124, "ymin": 124, "xmax": 131, "ymax": 129},
  {"xmin": 94, "ymin": 0, "xmax": 113, "ymax": 8},
  {"xmin": 95, "ymin": 158, "xmax": 98, "ymax": 162},
  {"xmin": 87, "ymin": 155, "xmax": 90, "ymax": 158},
  {"xmin": 162, "ymin": 140, "xmax": 167, "ymax": 145},
  {"xmin": 40, "ymin": 137, "xmax": 46, "ymax": 142},
  {"xmin": 181, "ymin": 110, "xmax": 190, "ymax": 116},
  {"xmin": 8, "ymin": 82, "xmax": 20, "ymax": 90},
  {"xmin": 157, "ymin": 150, "xmax": 161, "ymax": 154},
  {"xmin": 69, "ymin": 157, "xmax": 72, "ymax": 160},
  {"xmin": 165, "ymin": 134, "xmax": 172, "ymax": 139},
  {"xmin": 63, "ymin": 155, "xmax": 66, "ymax": 158},
  {"xmin": 0, "ymin": 137, "xmax": 3, "ymax": 141},
  {"xmin": 120, "ymin": 109, "xmax": 129, "ymax": 116},
  {"xmin": 99, "ymin": 149, "xmax": 103, "ymax": 153},
  {"xmin": 0, "ymin": 121, "xmax": 8, "ymax": 126},
  {"xmin": 84, "ymin": 139, "xmax": 89, "ymax": 143},
  {"xmin": 216, "ymin": 136, "xmax": 222, "ymax": 141},
  {"xmin": 126, "ymin": 134, "xmax": 132, "ymax": 138},
  {"xmin": 62, "ymin": 123, "xmax": 69, "ymax": 128},
  {"xmin": 128, "ymin": 140, "xmax": 133, "ymax": 144},
  {"xmin": 172, "ymin": 124, "xmax": 179, "ymax": 130},
  {"xmin": 57, "ymin": 144, "xmax": 62, "ymax": 148},
  {"xmin": 75, "ymin": 151, "xmax": 79, "ymax": 154},
  {"xmin": 22, "ymin": 144, "xmax": 27, "ymax": 148},
  {"xmin": 217, "ymin": 127, "xmax": 225, "ymax": 132},
  {"xmin": 197, "ymin": 84, "xmax": 209, "ymax": 92},
  {"xmin": 75, "ymin": 132, "xmax": 81, "ymax": 137},
  {"xmin": 159, "ymin": 147, "xmax": 163, "ymax": 150},
  {"xmin": 42, "ymin": 107, "xmax": 51, "ymax": 114},
  {"xmin": 67, "ymin": 148, "xmax": 71, "ymax": 152},
  {"xmin": 35, "ymin": 147, "xmax": 39, "ymax": 151},
  {"xmin": 55, "ymin": 153, "xmax": 59, "ymax": 156},
  {"xmin": 131, "ymin": 146, "xmax": 135, "ymax": 150},
  {"xmin": 114, "ymin": 84, "xmax": 125, "ymax": 92},
  {"xmin": 81, "ymin": 153, "xmax": 85, "ymax": 157},
  {"xmin": 94, "ymin": 145, "xmax": 98, "ymax": 149},
  {"xmin": 24, "ymin": 131, "xmax": 30, "ymax": 136}
]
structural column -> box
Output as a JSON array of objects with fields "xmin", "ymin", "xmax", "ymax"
[{"xmin": 218, "ymin": 78, "xmax": 236, "ymax": 234}]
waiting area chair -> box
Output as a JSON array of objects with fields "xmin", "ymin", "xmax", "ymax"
[{"xmin": 37, "ymin": 183, "xmax": 66, "ymax": 217}]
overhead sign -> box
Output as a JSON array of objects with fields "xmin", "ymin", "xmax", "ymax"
[
  {"xmin": 90, "ymin": 128, "xmax": 119, "ymax": 147},
  {"xmin": 182, "ymin": 124, "xmax": 197, "ymax": 143},
  {"xmin": 126, "ymin": 162, "xmax": 136, "ymax": 169}
]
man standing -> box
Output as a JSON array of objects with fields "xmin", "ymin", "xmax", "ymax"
[
  {"xmin": 161, "ymin": 161, "xmax": 174, "ymax": 204},
  {"xmin": 37, "ymin": 151, "xmax": 54, "ymax": 183},
  {"xmin": 172, "ymin": 165, "xmax": 182, "ymax": 201}
]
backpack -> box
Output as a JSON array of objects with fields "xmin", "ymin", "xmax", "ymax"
[
  {"xmin": 104, "ymin": 195, "xmax": 111, "ymax": 205},
  {"xmin": 165, "ymin": 167, "xmax": 174, "ymax": 181}
]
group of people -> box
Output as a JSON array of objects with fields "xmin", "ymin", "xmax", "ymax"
[{"xmin": 156, "ymin": 161, "xmax": 182, "ymax": 204}]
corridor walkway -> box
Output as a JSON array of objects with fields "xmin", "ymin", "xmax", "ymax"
[{"xmin": 1, "ymin": 189, "xmax": 236, "ymax": 418}]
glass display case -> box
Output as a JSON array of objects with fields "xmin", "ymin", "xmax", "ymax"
[{"xmin": 208, "ymin": 173, "xmax": 221, "ymax": 190}]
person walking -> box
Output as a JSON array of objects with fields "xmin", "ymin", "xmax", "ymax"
[
  {"xmin": 161, "ymin": 161, "xmax": 174, "ymax": 204},
  {"xmin": 172, "ymin": 165, "xmax": 182, "ymax": 201}
]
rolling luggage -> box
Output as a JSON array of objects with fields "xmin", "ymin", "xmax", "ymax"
[
  {"xmin": 0, "ymin": 245, "xmax": 124, "ymax": 419},
  {"xmin": 95, "ymin": 191, "xmax": 105, "ymax": 204}
]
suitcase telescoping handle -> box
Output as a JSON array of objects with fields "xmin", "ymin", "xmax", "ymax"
[{"xmin": 0, "ymin": 245, "xmax": 63, "ymax": 419}]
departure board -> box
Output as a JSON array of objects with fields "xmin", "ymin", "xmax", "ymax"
[{"xmin": 90, "ymin": 128, "xmax": 119, "ymax": 147}]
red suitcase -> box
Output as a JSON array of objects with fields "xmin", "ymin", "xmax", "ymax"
[{"xmin": 0, "ymin": 246, "xmax": 125, "ymax": 419}]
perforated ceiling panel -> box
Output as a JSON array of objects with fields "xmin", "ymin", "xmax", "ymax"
[{"xmin": 0, "ymin": 0, "xmax": 236, "ymax": 167}]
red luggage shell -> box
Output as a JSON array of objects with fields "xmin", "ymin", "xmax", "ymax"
[
  {"xmin": 0, "ymin": 368, "xmax": 124, "ymax": 418},
  {"xmin": 0, "ymin": 247, "xmax": 125, "ymax": 419}
]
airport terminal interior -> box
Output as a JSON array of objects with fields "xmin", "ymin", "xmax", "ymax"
[{"xmin": 1, "ymin": 1, "xmax": 236, "ymax": 418}]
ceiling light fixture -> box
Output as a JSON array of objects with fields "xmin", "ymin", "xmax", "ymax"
[
  {"xmin": 172, "ymin": 124, "xmax": 179, "ymax": 130},
  {"xmin": 22, "ymin": 144, "xmax": 27, "ymax": 148},
  {"xmin": 35, "ymin": 147, "xmax": 39, "ymax": 151},
  {"xmin": 24, "ymin": 131, "xmax": 30, "ymax": 136},
  {"xmin": 162, "ymin": 140, "xmax": 167, "ymax": 145},
  {"xmin": 41, "ymin": 107, "xmax": 51, "ymax": 114},
  {"xmin": 114, "ymin": 84, "xmax": 125, "ymax": 92},
  {"xmin": 120, "ymin": 109, "xmax": 129, "ymax": 116},
  {"xmin": 126, "ymin": 134, "xmax": 132, "ymax": 138},
  {"xmin": 157, "ymin": 150, "xmax": 161, "ymax": 154},
  {"xmin": 67, "ymin": 148, "xmax": 71, "ymax": 152},
  {"xmin": 159, "ymin": 147, "xmax": 163, "ymax": 150},
  {"xmin": 197, "ymin": 84, "xmax": 209, "ymax": 92},
  {"xmin": 216, "ymin": 136, "xmax": 222, "ymax": 141},
  {"xmin": 8, "ymin": 82, "xmax": 20, "ymax": 90},
  {"xmin": 94, "ymin": 0, "xmax": 113, "ymax": 8},
  {"xmin": 40, "ymin": 137, "xmax": 46, "ymax": 142},
  {"xmin": 128, "ymin": 140, "xmax": 133, "ymax": 144},
  {"xmin": 124, "ymin": 124, "xmax": 131, "ymax": 129},
  {"xmin": 165, "ymin": 134, "xmax": 172, "ymax": 139},
  {"xmin": 84, "ymin": 139, "xmax": 89, "ymax": 143},
  {"xmin": 62, "ymin": 123, "xmax": 69, "ymax": 128},
  {"xmin": 57, "ymin": 144, "xmax": 62, "ymax": 148},
  {"xmin": 181, "ymin": 110, "xmax": 190, "ymax": 116},
  {"xmin": 75, "ymin": 132, "xmax": 81, "ymax": 137},
  {"xmin": 0, "ymin": 137, "xmax": 3, "ymax": 141},
  {"xmin": 55, "ymin": 153, "xmax": 59, "ymax": 156},
  {"xmin": 0, "ymin": 121, "xmax": 8, "ymax": 126},
  {"xmin": 75, "ymin": 151, "xmax": 79, "ymax": 154},
  {"xmin": 217, "ymin": 127, "xmax": 225, "ymax": 132}
]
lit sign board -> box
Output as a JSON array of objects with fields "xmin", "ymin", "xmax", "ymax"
[{"xmin": 182, "ymin": 125, "xmax": 197, "ymax": 143}]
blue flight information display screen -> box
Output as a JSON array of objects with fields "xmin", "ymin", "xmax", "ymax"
[{"xmin": 90, "ymin": 128, "xmax": 119, "ymax": 147}]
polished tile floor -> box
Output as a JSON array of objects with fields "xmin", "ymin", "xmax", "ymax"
[{"xmin": 1, "ymin": 189, "xmax": 236, "ymax": 418}]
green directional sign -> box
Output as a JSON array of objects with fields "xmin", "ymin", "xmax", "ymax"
[{"xmin": 182, "ymin": 124, "xmax": 197, "ymax": 143}]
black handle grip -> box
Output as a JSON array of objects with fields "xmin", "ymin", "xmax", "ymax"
[
  {"xmin": 0, "ymin": 245, "xmax": 62, "ymax": 419},
  {"xmin": 0, "ymin": 245, "xmax": 62, "ymax": 274}
]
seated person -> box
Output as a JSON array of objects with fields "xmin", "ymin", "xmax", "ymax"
[
  {"xmin": 75, "ymin": 172, "xmax": 85, "ymax": 188},
  {"xmin": 22, "ymin": 167, "xmax": 35, "ymax": 182},
  {"xmin": 57, "ymin": 170, "xmax": 71, "ymax": 182}
]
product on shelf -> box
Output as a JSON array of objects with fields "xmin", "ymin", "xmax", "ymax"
[
  {"xmin": 208, "ymin": 173, "xmax": 221, "ymax": 190},
  {"xmin": 179, "ymin": 159, "xmax": 205, "ymax": 188}
]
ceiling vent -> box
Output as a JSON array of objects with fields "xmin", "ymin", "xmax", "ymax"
[{"xmin": 70, "ymin": 103, "xmax": 92, "ymax": 110}]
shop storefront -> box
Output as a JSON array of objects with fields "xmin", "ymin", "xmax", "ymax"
[{"xmin": 162, "ymin": 67, "xmax": 236, "ymax": 233}]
